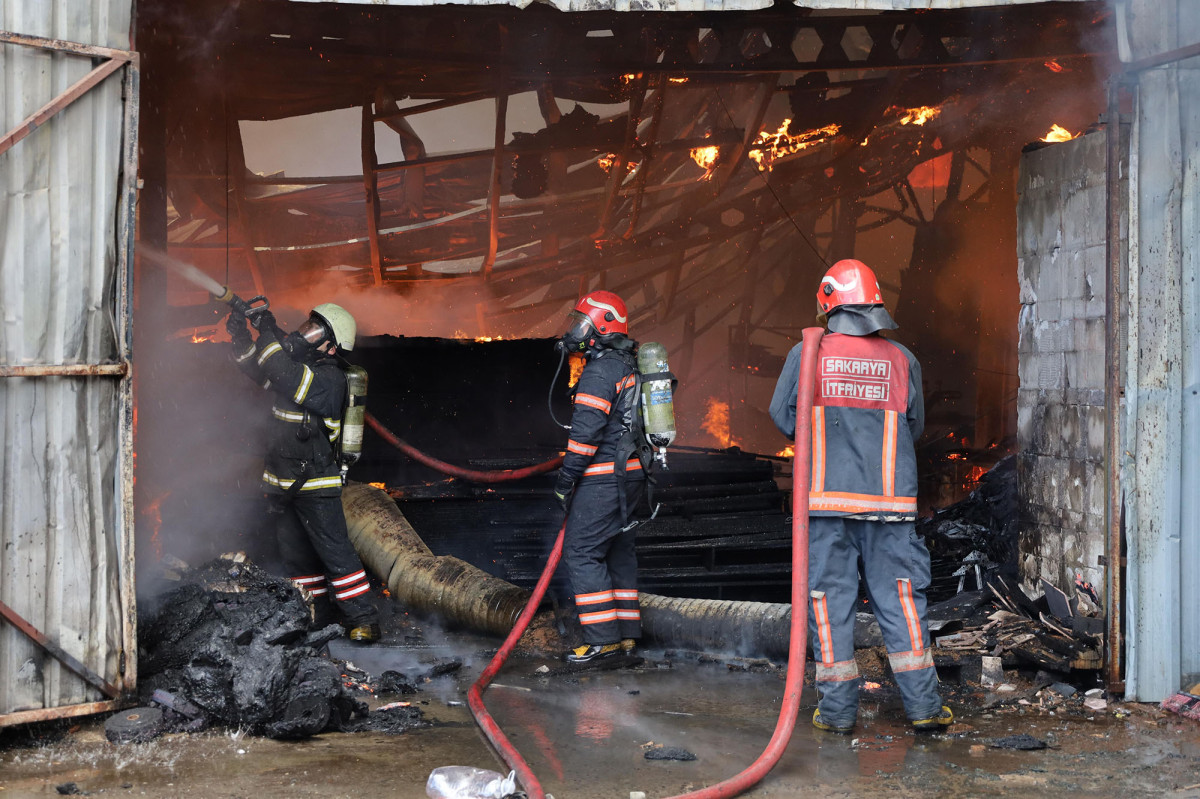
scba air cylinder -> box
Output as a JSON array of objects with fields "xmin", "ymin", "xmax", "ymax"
[
  {"xmin": 637, "ymin": 342, "xmax": 676, "ymax": 462},
  {"xmin": 341, "ymin": 365, "xmax": 368, "ymax": 468}
]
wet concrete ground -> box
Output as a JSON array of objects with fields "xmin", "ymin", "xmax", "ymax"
[{"xmin": 4, "ymin": 638, "xmax": 1200, "ymax": 799}]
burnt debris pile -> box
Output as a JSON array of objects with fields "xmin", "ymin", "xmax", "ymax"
[
  {"xmin": 137, "ymin": 556, "xmax": 422, "ymax": 739},
  {"xmin": 918, "ymin": 455, "xmax": 1019, "ymax": 602}
]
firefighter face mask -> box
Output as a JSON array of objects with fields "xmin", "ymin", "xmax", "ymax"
[
  {"xmin": 283, "ymin": 317, "xmax": 331, "ymax": 358},
  {"xmin": 557, "ymin": 310, "xmax": 595, "ymax": 354}
]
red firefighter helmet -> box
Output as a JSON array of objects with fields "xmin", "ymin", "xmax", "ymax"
[
  {"xmin": 560, "ymin": 290, "xmax": 629, "ymax": 353},
  {"xmin": 816, "ymin": 259, "xmax": 884, "ymax": 317}
]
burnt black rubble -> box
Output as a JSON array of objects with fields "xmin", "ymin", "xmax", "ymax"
[
  {"xmin": 919, "ymin": 455, "xmax": 1019, "ymax": 602},
  {"xmin": 137, "ymin": 558, "xmax": 422, "ymax": 739}
]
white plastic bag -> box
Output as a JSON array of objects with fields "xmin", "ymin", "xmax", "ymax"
[{"xmin": 425, "ymin": 766, "xmax": 518, "ymax": 799}]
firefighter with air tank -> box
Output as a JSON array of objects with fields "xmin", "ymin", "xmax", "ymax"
[
  {"xmin": 552, "ymin": 290, "xmax": 676, "ymax": 665},
  {"xmin": 227, "ymin": 302, "xmax": 380, "ymax": 643},
  {"xmin": 770, "ymin": 258, "xmax": 952, "ymax": 733}
]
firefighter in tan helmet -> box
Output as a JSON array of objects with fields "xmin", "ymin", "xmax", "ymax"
[
  {"xmin": 228, "ymin": 302, "xmax": 380, "ymax": 643},
  {"xmin": 770, "ymin": 259, "xmax": 951, "ymax": 733}
]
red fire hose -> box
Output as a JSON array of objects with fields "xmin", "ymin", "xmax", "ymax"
[
  {"xmin": 467, "ymin": 524, "xmax": 565, "ymax": 799},
  {"xmin": 464, "ymin": 327, "xmax": 824, "ymax": 799},
  {"xmin": 365, "ymin": 411, "xmax": 563, "ymax": 483}
]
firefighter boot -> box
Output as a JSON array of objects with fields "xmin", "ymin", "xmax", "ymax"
[
  {"xmin": 347, "ymin": 622, "xmax": 381, "ymax": 644},
  {"xmin": 912, "ymin": 705, "xmax": 954, "ymax": 731},
  {"xmin": 812, "ymin": 708, "xmax": 855, "ymax": 734},
  {"xmin": 565, "ymin": 643, "xmax": 622, "ymax": 664},
  {"xmin": 621, "ymin": 638, "xmax": 637, "ymax": 655}
]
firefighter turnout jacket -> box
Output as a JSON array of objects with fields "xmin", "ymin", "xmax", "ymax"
[
  {"xmin": 234, "ymin": 327, "xmax": 346, "ymax": 497},
  {"xmin": 769, "ymin": 331, "xmax": 924, "ymax": 520},
  {"xmin": 561, "ymin": 348, "xmax": 646, "ymax": 486}
]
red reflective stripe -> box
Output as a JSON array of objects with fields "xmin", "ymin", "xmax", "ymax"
[
  {"xmin": 897, "ymin": 578, "xmax": 923, "ymax": 653},
  {"xmin": 567, "ymin": 440, "xmax": 599, "ymax": 456},
  {"xmin": 330, "ymin": 570, "xmax": 367, "ymax": 587},
  {"xmin": 811, "ymin": 591, "xmax": 834, "ymax": 666},
  {"xmin": 575, "ymin": 393, "xmax": 612, "ymax": 413},
  {"xmin": 615, "ymin": 375, "xmax": 637, "ymax": 391},
  {"xmin": 613, "ymin": 589, "xmax": 639, "ymax": 601},
  {"xmin": 583, "ymin": 459, "xmax": 643, "ymax": 476},
  {"xmin": 579, "ymin": 609, "xmax": 618, "ymax": 625},
  {"xmin": 335, "ymin": 582, "xmax": 370, "ymax": 600},
  {"xmin": 811, "ymin": 407, "xmax": 826, "ymax": 493},
  {"xmin": 809, "ymin": 492, "xmax": 917, "ymax": 514},
  {"xmin": 576, "ymin": 590, "xmax": 615, "ymax": 606},
  {"xmin": 882, "ymin": 410, "xmax": 897, "ymax": 497}
]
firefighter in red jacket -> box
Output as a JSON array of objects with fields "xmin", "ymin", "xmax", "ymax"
[
  {"xmin": 553, "ymin": 290, "xmax": 646, "ymax": 664},
  {"xmin": 228, "ymin": 303, "xmax": 380, "ymax": 643},
  {"xmin": 770, "ymin": 259, "xmax": 951, "ymax": 732}
]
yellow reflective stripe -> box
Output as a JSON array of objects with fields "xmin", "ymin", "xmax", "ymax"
[
  {"xmin": 272, "ymin": 407, "xmax": 306, "ymax": 422},
  {"xmin": 235, "ymin": 344, "xmax": 257, "ymax": 363},
  {"xmin": 882, "ymin": 410, "xmax": 898, "ymax": 497},
  {"xmin": 293, "ymin": 365, "xmax": 314, "ymax": 404},
  {"xmin": 811, "ymin": 406, "xmax": 826, "ymax": 493},
  {"xmin": 257, "ymin": 341, "xmax": 282, "ymax": 366},
  {"xmin": 809, "ymin": 491, "xmax": 917, "ymax": 514},
  {"xmin": 324, "ymin": 417, "xmax": 341, "ymax": 442},
  {"xmin": 261, "ymin": 472, "xmax": 343, "ymax": 491}
]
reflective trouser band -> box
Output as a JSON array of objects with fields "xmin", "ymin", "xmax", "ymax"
[
  {"xmin": 331, "ymin": 569, "xmax": 369, "ymax": 601},
  {"xmin": 809, "ymin": 491, "xmax": 917, "ymax": 514},
  {"xmin": 576, "ymin": 590, "xmax": 615, "ymax": 606},
  {"xmin": 292, "ymin": 574, "xmax": 327, "ymax": 596},
  {"xmin": 262, "ymin": 472, "xmax": 343, "ymax": 491},
  {"xmin": 613, "ymin": 589, "xmax": 639, "ymax": 601},
  {"xmin": 615, "ymin": 609, "xmax": 640, "ymax": 620},
  {"xmin": 888, "ymin": 649, "xmax": 934, "ymax": 673},
  {"xmin": 815, "ymin": 659, "xmax": 860, "ymax": 683},
  {"xmin": 810, "ymin": 590, "xmax": 835, "ymax": 665},
  {"xmin": 897, "ymin": 577, "xmax": 924, "ymax": 651},
  {"xmin": 579, "ymin": 609, "xmax": 618, "ymax": 625}
]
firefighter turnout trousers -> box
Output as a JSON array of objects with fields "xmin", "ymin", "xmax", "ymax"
[
  {"xmin": 270, "ymin": 493, "xmax": 377, "ymax": 626},
  {"xmin": 564, "ymin": 478, "xmax": 646, "ymax": 645},
  {"xmin": 807, "ymin": 516, "xmax": 942, "ymax": 728}
]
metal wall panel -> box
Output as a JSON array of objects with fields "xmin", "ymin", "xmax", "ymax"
[
  {"xmin": 0, "ymin": 0, "xmax": 136, "ymax": 723},
  {"xmin": 1121, "ymin": 0, "xmax": 1200, "ymax": 701}
]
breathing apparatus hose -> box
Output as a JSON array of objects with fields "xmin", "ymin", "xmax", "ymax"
[
  {"xmin": 364, "ymin": 411, "xmax": 564, "ymax": 483},
  {"xmin": 467, "ymin": 523, "xmax": 565, "ymax": 799},
  {"xmin": 464, "ymin": 328, "xmax": 824, "ymax": 799}
]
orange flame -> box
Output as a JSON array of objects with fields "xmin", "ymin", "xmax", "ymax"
[
  {"xmin": 1044, "ymin": 60, "xmax": 1064, "ymax": 73},
  {"xmin": 475, "ymin": 335, "xmax": 504, "ymax": 342},
  {"xmin": 702, "ymin": 398, "xmax": 739, "ymax": 448},
  {"xmin": 668, "ymin": 77, "xmax": 689, "ymax": 84},
  {"xmin": 568, "ymin": 354, "xmax": 585, "ymax": 387},
  {"xmin": 690, "ymin": 144, "xmax": 720, "ymax": 180},
  {"xmin": 748, "ymin": 121, "xmax": 840, "ymax": 173},
  {"xmin": 898, "ymin": 106, "xmax": 940, "ymax": 126},
  {"xmin": 190, "ymin": 329, "xmax": 218, "ymax": 344},
  {"xmin": 620, "ymin": 72, "xmax": 641, "ymax": 85},
  {"xmin": 1042, "ymin": 123, "xmax": 1079, "ymax": 143},
  {"xmin": 776, "ymin": 445, "xmax": 795, "ymax": 458},
  {"xmin": 369, "ymin": 481, "xmax": 386, "ymax": 489},
  {"xmin": 145, "ymin": 491, "xmax": 169, "ymax": 561},
  {"xmin": 597, "ymin": 153, "xmax": 639, "ymax": 175}
]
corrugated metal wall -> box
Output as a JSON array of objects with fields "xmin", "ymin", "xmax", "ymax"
[
  {"xmin": 1121, "ymin": 0, "xmax": 1200, "ymax": 700},
  {"xmin": 0, "ymin": 1, "xmax": 137, "ymax": 722}
]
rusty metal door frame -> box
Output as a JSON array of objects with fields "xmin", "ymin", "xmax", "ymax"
[{"xmin": 0, "ymin": 30, "xmax": 140, "ymax": 727}]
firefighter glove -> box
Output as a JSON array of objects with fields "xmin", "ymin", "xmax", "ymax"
[
  {"xmin": 227, "ymin": 311, "xmax": 252, "ymax": 348},
  {"xmin": 249, "ymin": 309, "xmax": 276, "ymax": 332},
  {"xmin": 553, "ymin": 475, "xmax": 576, "ymax": 511}
]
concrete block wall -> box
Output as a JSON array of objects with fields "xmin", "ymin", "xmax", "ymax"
[{"xmin": 1015, "ymin": 130, "xmax": 1107, "ymax": 604}]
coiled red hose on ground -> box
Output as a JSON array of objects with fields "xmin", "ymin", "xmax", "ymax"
[
  {"xmin": 466, "ymin": 327, "xmax": 822, "ymax": 799},
  {"xmin": 365, "ymin": 411, "xmax": 563, "ymax": 483}
]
